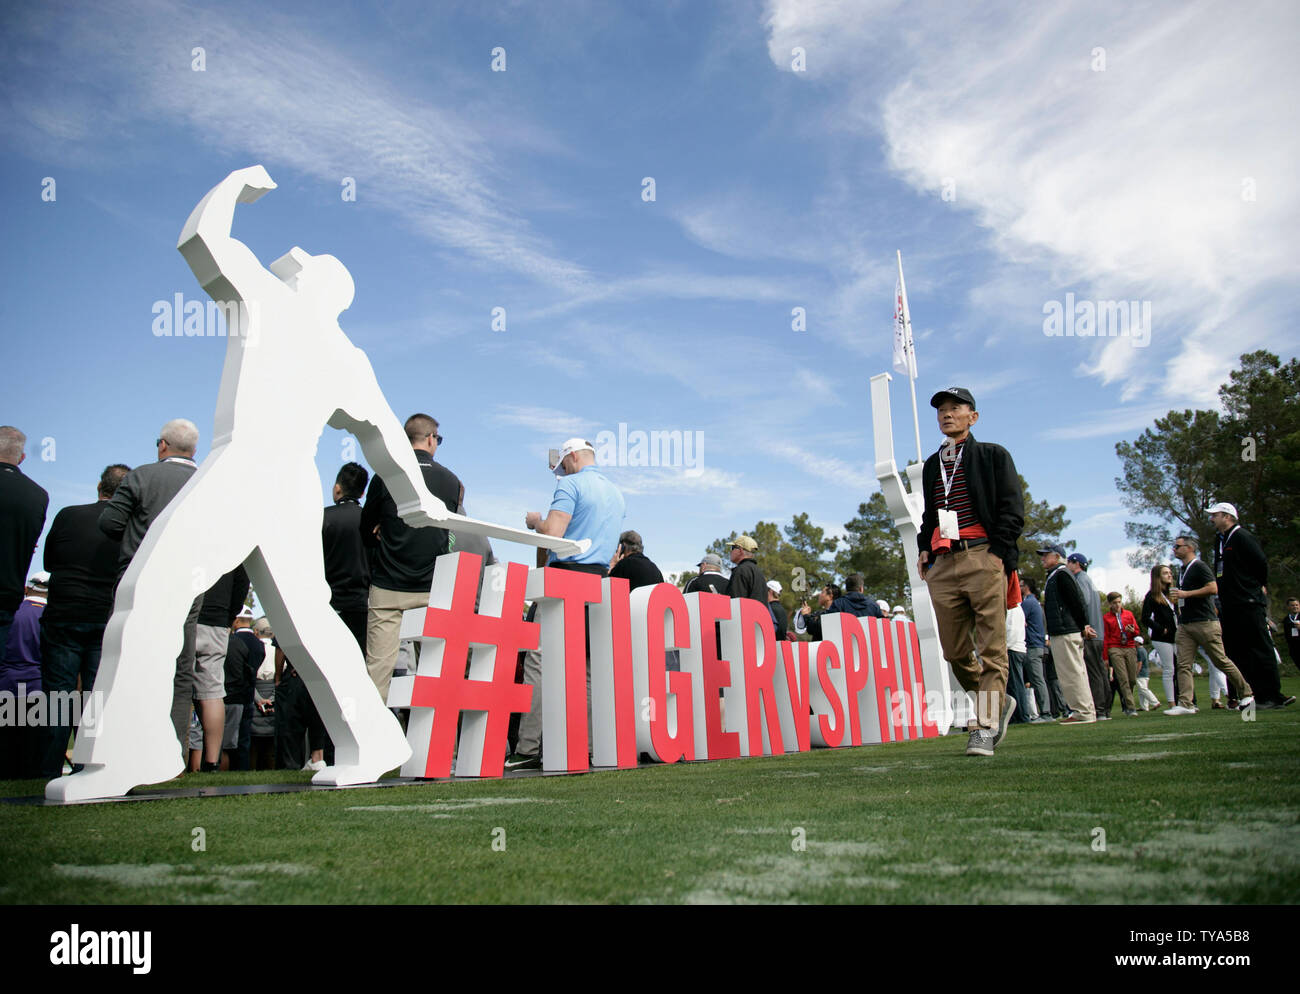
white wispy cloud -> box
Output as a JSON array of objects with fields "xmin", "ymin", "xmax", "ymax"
[
  {"xmin": 490, "ymin": 405, "xmax": 596, "ymax": 438},
  {"xmin": 1038, "ymin": 403, "xmax": 1170, "ymax": 441},
  {"xmin": 769, "ymin": 440, "xmax": 874, "ymax": 492},
  {"xmin": 2, "ymin": 0, "xmax": 590, "ymax": 290},
  {"xmin": 763, "ymin": 0, "xmax": 1300, "ymax": 404}
]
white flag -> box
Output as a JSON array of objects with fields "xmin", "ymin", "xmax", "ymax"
[{"xmin": 893, "ymin": 266, "xmax": 917, "ymax": 379}]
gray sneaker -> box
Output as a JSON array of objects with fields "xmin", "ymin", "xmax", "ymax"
[
  {"xmin": 965, "ymin": 728, "xmax": 996, "ymax": 756},
  {"xmin": 992, "ymin": 695, "xmax": 1017, "ymax": 747}
]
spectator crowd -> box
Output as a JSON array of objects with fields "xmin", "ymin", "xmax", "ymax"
[{"xmin": 0, "ymin": 404, "xmax": 1296, "ymax": 782}]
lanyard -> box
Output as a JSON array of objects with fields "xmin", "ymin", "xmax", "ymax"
[
  {"xmin": 938, "ymin": 443, "xmax": 965, "ymax": 502},
  {"xmin": 1216, "ymin": 525, "xmax": 1240, "ymax": 560}
]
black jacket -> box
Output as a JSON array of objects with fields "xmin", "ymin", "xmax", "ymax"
[
  {"xmin": 1213, "ymin": 526, "xmax": 1268, "ymax": 607},
  {"xmin": 323, "ymin": 499, "xmax": 370, "ymax": 612},
  {"xmin": 727, "ymin": 557, "xmax": 767, "ymax": 603},
  {"xmin": 0, "ymin": 462, "xmax": 49, "ymax": 613},
  {"xmin": 684, "ymin": 572, "xmax": 728, "ymax": 596},
  {"xmin": 1043, "ymin": 565, "xmax": 1087, "ymax": 636},
  {"xmin": 199, "ymin": 567, "xmax": 250, "ymax": 628},
  {"xmin": 832, "ymin": 592, "xmax": 882, "ymax": 618},
  {"xmin": 918, "ymin": 433, "xmax": 1023, "ymax": 574},
  {"xmin": 1140, "ymin": 591, "xmax": 1177, "ymax": 644},
  {"xmin": 362, "ymin": 451, "xmax": 462, "ymax": 593},
  {"xmin": 42, "ymin": 501, "xmax": 120, "ymax": 627},
  {"xmin": 610, "ymin": 551, "xmax": 664, "ymax": 590}
]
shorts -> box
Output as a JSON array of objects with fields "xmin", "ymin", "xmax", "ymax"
[
  {"xmin": 193, "ymin": 624, "xmax": 230, "ymax": 700},
  {"xmin": 187, "ymin": 703, "xmax": 244, "ymax": 750}
]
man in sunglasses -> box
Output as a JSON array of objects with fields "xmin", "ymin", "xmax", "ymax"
[{"xmin": 361, "ymin": 413, "xmax": 462, "ymax": 703}]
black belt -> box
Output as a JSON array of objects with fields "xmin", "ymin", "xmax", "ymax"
[{"xmin": 935, "ymin": 537, "xmax": 989, "ymax": 555}]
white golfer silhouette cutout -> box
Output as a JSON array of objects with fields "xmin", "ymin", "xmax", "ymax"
[{"xmin": 47, "ymin": 165, "xmax": 586, "ymax": 802}]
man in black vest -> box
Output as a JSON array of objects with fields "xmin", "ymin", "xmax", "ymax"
[
  {"xmin": 916, "ymin": 388, "xmax": 1024, "ymax": 756},
  {"xmin": 362, "ymin": 414, "xmax": 461, "ymax": 703}
]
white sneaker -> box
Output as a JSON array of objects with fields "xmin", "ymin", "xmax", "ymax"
[
  {"xmin": 1164, "ymin": 705, "xmax": 1198, "ymax": 716},
  {"xmin": 302, "ymin": 759, "xmax": 327, "ymax": 772}
]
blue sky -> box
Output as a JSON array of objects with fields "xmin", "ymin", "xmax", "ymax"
[{"xmin": 4, "ymin": 0, "xmax": 1297, "ymax": 601}]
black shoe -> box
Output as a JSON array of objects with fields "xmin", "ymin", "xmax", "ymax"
[
  {"xmin": 200, "ymin": 760, "xmax": 220, "ymax": 772},
  {"xmin": 503, "ymin": 753, "xmax": 541, "ymax": 771}
]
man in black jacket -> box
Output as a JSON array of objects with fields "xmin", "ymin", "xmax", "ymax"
[
  {"xmin": 1038, "ymin": 544, "xmax": 1097, "ymax": 723},
  {"xmin": 608, "ymin": 530, "xmax": 664, "ymax": 589},
  {"xmin": 1207, "ymin": 502, "xmax": 1292, "ymax": 708},
  {"xmin": 915, "ymin": 388, "xmax": 1024, "ymax": 756},
  {"xmin": 39, "ymin": 464, "xmax": 129, "ymax": 779},
  {"xmin": 726, "ymin": 535, "xmax": 767, "ymax": 603},
  {"xmin": 323, "ymin": 462, "xmax": 370, "ymax": 649},
  {"xmin": 684, "ymin": 553, "xmax": 728, "ymax": 596},
  {"xmin": 362, "ymin": 413, "xmax": 462, "ymax": 703},
  {"xmin": 0, "ymin": 426, "xmax": 49, "ymax": 662}
]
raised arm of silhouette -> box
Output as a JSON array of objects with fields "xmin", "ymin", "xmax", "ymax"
[
  {"xmin": 178, "ymin": 164, "xmax": 282, "ymax": 304},
  {"xmin": 178, "ymin": 165, "xmax": 586, "ymax": 558}
]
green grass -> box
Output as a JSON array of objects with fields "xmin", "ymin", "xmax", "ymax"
[{"xmin": 2, "ymin": 677, "xmax": 1298, "ymax": 904}]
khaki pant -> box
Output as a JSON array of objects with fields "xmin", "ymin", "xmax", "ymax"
[
  {"xmin": 925, "ymin": 545, "xmax": 1007, "ymax": 730},
  {"xmin": 1049, "ymin": 632, "xmax": 1093, "ymax": 719},
  {"xmin": 1174, "ymin": 621, "xmax": 1252, "ymax": 708},
  {"xmin": 1108, "ymin": 646, "xmax": 1139, "ymax": 711},
  {"xmin": 365, "ymin": 585, "xmax": 431, "ymax": 704}
]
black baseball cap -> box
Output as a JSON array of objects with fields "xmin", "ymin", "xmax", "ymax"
[
  {"xmin": 930, "ymin": 386, "xmax": 976, "ymax": 410},
  {"xmin": 1036, "ymin": 543, "xmax": 1067, "ymax": 557}
]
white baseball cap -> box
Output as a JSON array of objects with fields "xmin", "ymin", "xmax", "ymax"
[
  {"xmin": 550, "ymin": 437, "xmax": 594, "ymax": 471},
  {"xmin": 1205, "ymin": 502, "xmax": 1238, "ymax": 519},
  {"xmin": 766, "ymin": 580, "xmax": 782, "ymax": 595}
]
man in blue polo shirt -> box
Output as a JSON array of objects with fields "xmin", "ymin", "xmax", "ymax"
[
  {"xmin": 508, "ymin": 438, "xmax": 625, "ymax": 769},
  {"xmin": 526, "ymin": 438, "xmax": 624, "ymax": 569}
]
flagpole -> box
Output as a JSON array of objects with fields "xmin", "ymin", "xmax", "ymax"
[{"xmin": 897, "ymin": 250, "xmax": 923, "ymax": 466}]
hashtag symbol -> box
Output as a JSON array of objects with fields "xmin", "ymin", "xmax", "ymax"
[{"xmin": 404, "ymin": 553, "xmax": 538, "ymax": 778}]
